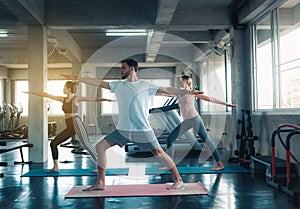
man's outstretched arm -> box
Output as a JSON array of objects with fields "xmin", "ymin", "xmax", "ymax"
[{"xmin": 61, "ymin": 74, "xmax": 110, "ymax": 89}]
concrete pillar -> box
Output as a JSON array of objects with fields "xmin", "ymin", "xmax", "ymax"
[
  {"xmin": 28, "ymin": 25, "xmax": 48, "ymax": 162},
  {"xmin": 231, "ymin": 27, "xmax": 251, "ymax": 116},
  {"xmin": 230, "ymin": 26, "xmax": 252, "ymax": 152}
]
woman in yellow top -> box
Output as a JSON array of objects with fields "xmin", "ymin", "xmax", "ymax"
[{"xmin": 25, "ymin": 81, "xmax": 114, "ymax": 172}]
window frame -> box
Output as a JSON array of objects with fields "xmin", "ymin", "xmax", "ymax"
[
  {"xmin": 200, "ymin": 51, "xmax": 232, "ymax": 114},
  {"xmin": 252, "ymin": 6, "xmax": 300, "ymax": 113}
]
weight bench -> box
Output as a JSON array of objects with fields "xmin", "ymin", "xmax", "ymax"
[
  {"xmin": 0, "ymin": 140, "xmax": 33, "ymax": 164},
  {"xmin": 0, "ymin": 141, "xmax": 33, "ymax": 177}
]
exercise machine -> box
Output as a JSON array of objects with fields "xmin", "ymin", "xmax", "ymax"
[
  {"xmin": 268, "ymin": 124, "xmax": 300, "ymax": 205},
  {"xmin": 125, "ymin": 97, "xmax": 202, "ymax": 153},
  {"xmin": 12, "ymin": 103, "xmax": 23, "ymax": 129},
  {"xmin": 0, "ymin": 103, "xmax": 7, "ymax": 131},
  {"xmin": 250, "ymin": 123, "xmax": 300, "ymax": 206},
  {"xmin": 0, "ymin": 103, "xmax": 29, "ymax": 139},
  {"xmin": 0, "ymin": 124, "xmax": 28, "ymax": 139}
]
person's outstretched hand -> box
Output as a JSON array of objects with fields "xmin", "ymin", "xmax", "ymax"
[
  {"xmin": 191, "ymin": 90, "xmax": 204, "ymax": 94},
  {"xmin": 226, "ymin": 103, "xmax": 237, "ymax": 107},
  {"xmin": 102, "ymin": 99, "xmax": 117, "ymax": 102},
  {"xmin": 22, "ymin": 91, "xmax": 36, "ymax": 94},
  {"xmin": 60, "ymin": 73, "xmax": 78, "ymax": 80}
]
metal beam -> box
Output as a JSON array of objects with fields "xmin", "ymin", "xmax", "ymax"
[
  {"xmin": 47, "ymin": 24, "xmax": 231, "ymax": 31},
  {"xmin": 145, "ymin": 30, "xmax": 166, "ymax": 62},
  {"xmin": 145, "ymin": 0, "xmax": 180, "ymax": 63},
  {"xmin": 156, "ymin": 0, "xmax": 180, "ymax": 25}
]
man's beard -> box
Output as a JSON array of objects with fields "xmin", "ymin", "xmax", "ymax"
[{"xmin": 121, "ymin": 71, "xmax": 130, "ymax": 79}]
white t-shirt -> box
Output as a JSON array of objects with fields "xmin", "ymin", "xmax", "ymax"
[{"xmin": 109, "ymin": 80, "xmax": 158, "ymax": 131}]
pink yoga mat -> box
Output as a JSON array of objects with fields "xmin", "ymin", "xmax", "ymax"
[{"xmin": 65, "ymin": 182, "xmax": 208, "ymax": 198}]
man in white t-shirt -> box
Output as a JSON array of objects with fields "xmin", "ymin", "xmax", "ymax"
[{"xmin": 62, "ymin": 59, "xmax": 200, "ymax": 191}]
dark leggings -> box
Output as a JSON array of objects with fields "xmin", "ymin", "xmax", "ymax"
[{"xmin": 50, "ymin": 118, "xmax": 76, "ymax": 160}]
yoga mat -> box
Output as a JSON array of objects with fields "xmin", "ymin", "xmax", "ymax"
[
  {"xmin": 65, "ymin": 182, "xmax": 208, "ymax": 198},
  {"xmin": 146, "ymin": 165, "xmax": 249, "ymax": 175},
  {"xmin": 22, "ymin": 166, "xmax": 248, "ymax": 177},
  {"xmin": 21, "ymin": 168, "xmax": 129, "ymax": 177}
]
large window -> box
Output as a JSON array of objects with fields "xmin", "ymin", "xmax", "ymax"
[
  {"xmin": 15, "ymin": 81, "xmax": 29, "ymax": 115},
  {"xmin": 278, "ymin": 26, "xmax": 300, "ymax": 108},
  {"xmin": 253, "ymin": 2, "xmax": 300, "ymax": 110},
  {"xmin": 254, "ymin": 15, "xmax": 273, "ymax": 109},
  {"xmin": 47, "ymin": 80, "xmax": 67, "ymax": 114},
  {"xmin": 200, "ymin": 52, "xmax": 232, "ymax": 113},
  {"xmin": 101, "ymin": 79, "xmax": 171, "ymax": 115},
  {"xmin": 15, "ymin": 80, "xmax": 68, "ymax": 115}
]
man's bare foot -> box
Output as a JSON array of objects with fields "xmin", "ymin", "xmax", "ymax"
[
  {"xmin": 167, "ymin": 180, "xmax": 184, "ymax": 190},
  {"xmin": 91, "ymin": 169, "xmax": 98, "ymax": 173},
  {"xmin": 83, "ymin": 184, "xmax": 105, "ymax": 191},
  {"xmin": 46, "ymin": 168, "xmax": 59, "ymax": 172},
  {"xmin": 210, "ymin": 165, "xmax": 224, "ymax": 171}
]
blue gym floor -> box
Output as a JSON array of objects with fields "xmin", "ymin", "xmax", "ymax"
[{"xmin": 0, "ymin": 137, "xmax": 298, "ymax": 209}]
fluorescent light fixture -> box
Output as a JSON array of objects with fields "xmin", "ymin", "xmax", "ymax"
[
  {"xmin": 106, "ymin": 29, "xmax": 147, "ymax": 36},
  {"xmin": 107, "ymin": 29, "xmax": 147, "ymax": 33},
  {"xmin": 0, "ymin": 32, "xmax": 8, "ymax": 37},
  {"xmin": 106, "ymin": 32, "xmax": 147, "ymax": 36}
]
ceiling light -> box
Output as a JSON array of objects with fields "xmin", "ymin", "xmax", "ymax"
[
  {"xmin": 106, "ymin": 32, "xmax": 147, "ymax": 36},
  {"xmin": 106, "ymin": 29, "xmax": 147, "ymax": 36},
  {"xmin": 107, "ymin": 29, "xmax": 147, "ymax": 33},
  {"xmin": 0, "ymin": 32, "xmax": 8, "ymax": 37}
]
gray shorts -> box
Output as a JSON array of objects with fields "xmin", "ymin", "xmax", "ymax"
[{"xmin": 105, "ymin": 129, "xmax": 159, "ymax": 151}]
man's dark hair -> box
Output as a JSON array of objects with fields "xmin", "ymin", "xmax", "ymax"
[
  {"xmin": 121, "ymin": 59, "xmax": 138, "ymax": 72},
  {"xmin": 181, "ymin": 75, "xmax": 191, "ymax": 80}
]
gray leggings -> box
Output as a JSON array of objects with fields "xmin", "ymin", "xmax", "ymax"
[
  {"xmin": 73, "ymin": 116, "xmax": 97, "ymax": 162},
  {"xmin": 167, "ymin": 115, "xmax": 221, "ymax": 162}
]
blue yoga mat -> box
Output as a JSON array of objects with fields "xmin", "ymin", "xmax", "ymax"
[
  {"xmin": 21, "ymin": 166, "xmax": 248, "ymax": 177},
  {"xmin": 21, "ymin": 168, "xmax": 129, "ymax": 177},
  {"xmin": 146, "ymin": 165, "xmax": 249, "ymax": 175}
]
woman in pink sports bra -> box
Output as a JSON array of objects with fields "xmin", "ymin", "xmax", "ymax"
[{"xmin": 166, "ymin": 75, "xmax": 237, "ymax": 170}]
